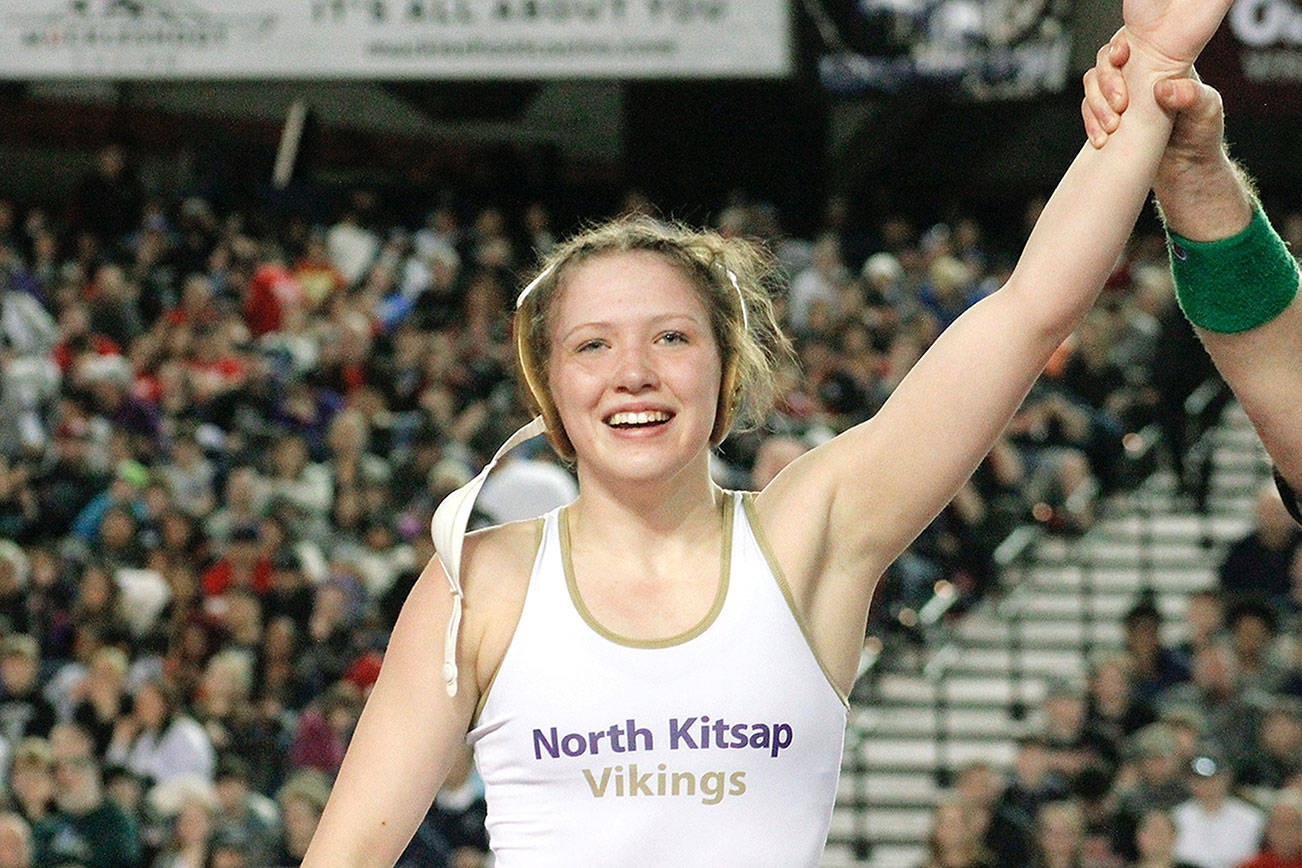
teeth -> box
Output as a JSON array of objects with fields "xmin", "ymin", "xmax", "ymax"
[{"xmin": 608, "ymin": 411, "xmax": 670, "ymax": 427}]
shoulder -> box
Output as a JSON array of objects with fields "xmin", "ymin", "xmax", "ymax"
[
  {"xmin": 459, "ymin": 517, "xmax": 546, "ymax": 690},
  {"xmin": 1277, "ymin": 468, "xmax": 1302, "ymax": 526}
]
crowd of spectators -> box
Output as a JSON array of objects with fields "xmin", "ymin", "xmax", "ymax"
[
  {"xmin": 918, "ymin": 480, "xmax": 1302, "ymax": 867},
  {"xmin": 0, "ymin": 137, "xmax": 1299, "ymax": 866}
]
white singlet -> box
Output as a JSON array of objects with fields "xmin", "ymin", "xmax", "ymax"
[{"xmin": 468, "ymin": 491, "xmax": 849, "ymax": 867}]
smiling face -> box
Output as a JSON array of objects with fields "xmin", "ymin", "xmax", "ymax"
[{"xmin": 546, "ymin": 250, "xmax": 723, "ymax": 488}]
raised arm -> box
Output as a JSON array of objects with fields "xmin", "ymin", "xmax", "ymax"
[
  {"xmin": 755, "ymin": 0, "xmax": 1236, "ymax": 692},
  {"xmin": 1084, "ymin": 34, "xmax": 1302, "ymax": 515}
]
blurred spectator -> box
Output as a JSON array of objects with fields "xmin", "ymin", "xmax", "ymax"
[
  {"xmin": 0, "ymin": 636, "xmax": 55, "ymax": 745},
  {"xmin": 1171, "ymin": 748, "xmax": 1263, "ymax": 868},
  {"xmin": 1239, "ymin": 792, "xmax": 1302, "ymax": 868},
  {"xmin": 70, "ymin": 646, "xmax": 132, "ymax": 757},
  {"xmin": 1085, "ymin": 651, "xmax": 1156, "ymax": 752},
  {"xmin": 1132, "ymin": 808, "xmax": 1197, "ymax": 868},
  {"xmin": 70, "ymin": 143, "xmax": 143, "ymax": 245},
  {"xmin": 1239, "ymin": 699, "xmax": 1302, "ymax": 792},
  {"xmin": 0, "ymin": 811, "xmax": 32, "ymax": 868},
  {"xmin": 1122, "ymin": 596, "xmax": 1191, "ymax": 705},
  {"xmin": 1219, "ymin": 484, "xmax": 1302, "ymax": 602},
  {"xmin": 956, "ymin": 760, "xmax": 1033, "ymax": 867},
  {"xmin": 35, "ymin": 721, "xmax": 140, "ymax": 868},
  {"xmin": 396, "ymin": 745, "xmax": 488, "ymax": 868},
  {"xmin": 919, "ymin": 794, "xmax": 995, "ymax": 868},
  {"xmin": 147, "ymin": 775, "xmax": 218, "ymax": 868},
  {"xmin": 1111, "ymin": 724, "xmax": 1189, "ymax": 861},
  {"xmin": 1225, "ymin": 597, "xmax": 1288, "ymax": 694},
  {"xmin": 274, "ymin": 769, "xmax": 330, "ymax": 867},
  {"xmin": 1159, "ymin": 644, "xmax": 1264, "ymax": 773},
  {"xmin": 1041, "ymin": 679, "xmax": 1110, "ymax": 783},
  {"xmin": 211, "ymin": 755, "xmax": 279, "ymax": 867},
  {"xmin": 105, "ymin": 679, "xmax": 215, "ymax": 787},
  {"xmin": 1178, "ymin": 590, "xmax": 1225, "ymax": 659},
  {"xmin": 5, "ymin": 739, "xmax": 53, "ymax": 828},
  {"xmin": 1003, "ymin": 737, "xmax": 1071, "ymax": 823},
  {"xmin": 288, "ymin": 681, "xmax": 360, "ymax": 778},
  {"xmin": 1032, "ymin": 799, "xmax": 1088, "ymax": 868}
]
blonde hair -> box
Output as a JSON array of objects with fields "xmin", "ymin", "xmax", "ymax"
[{"xmin": 515, "ymin": 215, "xmax": 791, "ymax": 458}]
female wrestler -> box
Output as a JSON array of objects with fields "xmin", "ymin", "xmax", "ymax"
[{"xmin": 305, "ymin": 0, "xmax": 1237, "ymax": 863}]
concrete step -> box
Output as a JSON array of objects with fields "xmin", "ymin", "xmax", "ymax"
[
  {"xmin": 828, "ymin": 805, "xmax": 932, "ymax": 841},
  {"xmin": 874, "ymin": 673, "xmax": 1047, "ymax": 707},
  {"xmin": 955, "ymin": 616, "xmax": 1125, "ymax": 649},
  {"xmin": 1027, "ymin": 564, "xmax": 1215, "ymax": 593},
  {"xmin": 850, "ymin": 704, "xmax": 1025, "ymax": 739},
  {"xmin": 822, "ymin": 841, "xmax": 927, "ymax": 868},
  {"xmin": 836, "ymin": 771, "xmax": 942, "ymax": 806},
  {"xmin": 849, "ymin": 737, "xmax": 1017, "ymax": 772}
]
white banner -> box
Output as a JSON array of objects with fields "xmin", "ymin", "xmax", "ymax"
[{"xmin": 0, "ymin": 1, "xmax": 791, "ymax": 79}]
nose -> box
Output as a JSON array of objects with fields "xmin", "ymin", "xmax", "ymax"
[{"xmin": 614, "ymin": 343, "xmax": 658, "ymax": 392}]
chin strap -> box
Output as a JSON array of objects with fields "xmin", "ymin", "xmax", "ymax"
[{"xmin": 430, "ymin": 415, "xmax": 548, "ymax": 697}]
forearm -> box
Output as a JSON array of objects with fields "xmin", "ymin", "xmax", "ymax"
[
  {"xmin": 1155, "ymin": 148, "xmax": 1302, "ymax": 487},
  {"xmin": 1005, "ymin": 49, "xmax": 1184, "ymax": 339},
  {"xmin": 1153, "ymin": 152, "xmax": 1254, "ymax": 240}
]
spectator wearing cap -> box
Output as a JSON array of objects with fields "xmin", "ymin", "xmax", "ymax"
[
  {"xmin": 35, "ymin": 721, "xmax": 139, "ymax": 868},
  {"xmin": 1171, "ymin": 748, "xmax": 1263, "ymax": 868},
  {"xmin": 1239, "ymin": 792, "xmax": 1302, "ymax": 868},
  {"xmin": 211, "ymin": 755, "xmax": 278, "ymax": 867},
  {"xmin": 1159, "ymin": 644, "xmax": 1265, "ymax": 774},
  {"xmin": 106, "ymin": 678, "xmax": 215, "ymax": 787},
  {"xmin": 1041, "ymin": 678, "xmax": 1111, "ymax": 782},
  {"xmin": 0, "ymin": 636, "xmax": 55, "ymax": 746},
  {"xmin": 1112, "ymin": 724, "xmax": 1190, "ymax": 861},
  {"xmin": 0, "ymin": 811, "xmax": 31, "ymax": 868},
  {"xmin": 5, "ymin": 739, "xmax": 54, "ymax": 828},
  {"xmin": 274, "ymin": 769, "xmax": 330, "ymax": 867}
]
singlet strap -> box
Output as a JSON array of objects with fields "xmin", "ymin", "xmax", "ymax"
[{"xmin": 431, "ymin": 415, "xmax": 547, "ymax": 696}]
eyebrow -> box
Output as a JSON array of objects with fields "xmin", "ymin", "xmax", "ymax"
[{"xmin": 559, "ymin": 312, "xmax": 706, "ymax": 344}]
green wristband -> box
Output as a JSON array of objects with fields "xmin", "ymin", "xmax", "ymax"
[{"xmin": 1168, "ymin": 206, "xmax": 1299, "ymax": 334}]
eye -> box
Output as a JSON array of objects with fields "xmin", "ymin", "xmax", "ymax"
[
  {"xmin": 576, "ymin": 339, "xmax": 607, "ymax": 352},
  {"xmin": 658, "ymin": 330, "xmax": 689, "ymax": 345}
]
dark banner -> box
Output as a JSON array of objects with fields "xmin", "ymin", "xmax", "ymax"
[
  {"xmin": 818, "ymin": 0, "xmax": 1075, "ymax": 101},
  {"xmin": 1199, "ymin": 0, "xmax": 1302, "ymax": 114}
]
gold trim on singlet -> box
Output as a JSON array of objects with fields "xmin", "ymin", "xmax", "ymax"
[
  {"xmin": 470, "ymin": 517, "xmax": 546, "ymax": 728},
  {"xmin": 560, "ymin": 495, "xmax": 733, "ymax": 648},
  {"xmin": 741, "ymin": 492, "xmax": 851, "ymax": 709}
]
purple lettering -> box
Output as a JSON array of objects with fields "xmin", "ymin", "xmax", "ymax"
[
  {"xmin": 772, "ymin": 723, "xmax": 793, "ymax": 758},
  {"xmin": 561, "ymin": 733, "xmax": 587, "ymax": 757},
  {"xmin": 533, "ymin": 727, "xmax": 560, "ymax": 760},
  {"xmin": 668, "ymin": 717, "xmax": 698, "ymax": 749},
  {"xmin": 627, "ymin": 718, "xmax": 653, "ymax": 751}
]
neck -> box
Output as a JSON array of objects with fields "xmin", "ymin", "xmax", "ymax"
[{"xmin": 571, "ymin": 450, "xmax": 720, "ymax": 539}]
